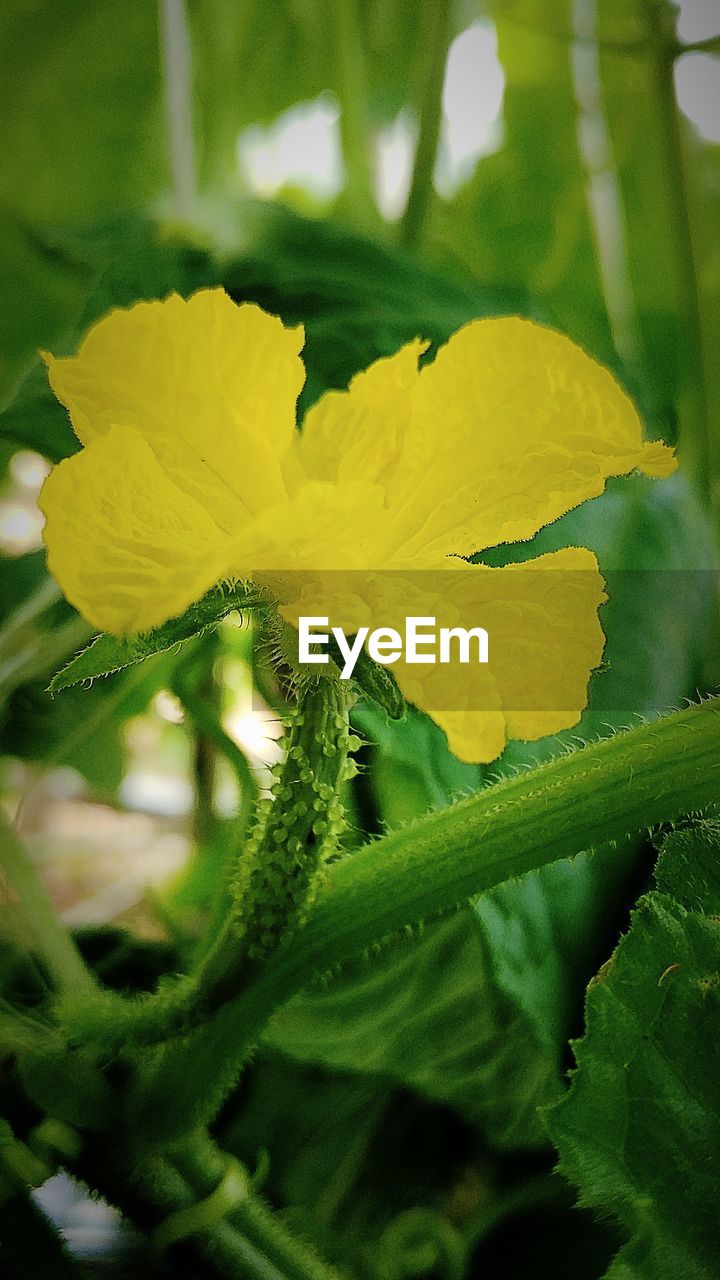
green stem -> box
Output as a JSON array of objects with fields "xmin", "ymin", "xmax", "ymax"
[
  {"xmin": 678, "ymin": 35, "xmax": 720, "ymax": 56},
  {"xmin": 137, "ymin": 1154, "xmax": 289, "ymax": 1280},
  {"xmin": 173, "ymin": 658, "xmax": 259, "ymax": 835},
  {"xmin": 127, "ymin": 698, "xmax": 720, "ymax": 1142},
  {"xmin": 273, "ymin": 697, "xmax": 720, "ymax": 977},
  {"xmin": 400, "ymin": 0, "xmax": 454, "ymax": 248},
  {"xmin": 122, "ymin": 1134, "xmax": 341, "ymax": 1280},
  {"xmin": 171, "ymin": 1136, "xmax": 344, "ymax": 1280},
  {"xmin": 332, "ymin": 0, "xmax": 377, "ymax": 224},
  {"xmin": 0, "ymin": 577, "xmax": 90, "ymax": 710},
  {"xmin": 0, "ymin": 1183, "xmax": 80, "ymax": 1278},
  {"xmin": 0, "ymin": 812, "xmax": 95, "ymax": 996}
]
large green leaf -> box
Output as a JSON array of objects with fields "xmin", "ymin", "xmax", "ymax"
[
  {"xmin": 265, "ymin": 906, "xmax": 563, "ymax": 1147},
  {"xmin": 547, "ymin": 822, "xmax": 720, "ymax": 1279}
]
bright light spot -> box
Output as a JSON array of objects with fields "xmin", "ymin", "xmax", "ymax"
[
  {"xmin": 153, "ymin": 689, "xmax": 185, "ymax": 724},
  {"xmin": 436, "ymin": 21, "xmax": 505, "ymax": 197},
  {"xmin": 225, "ymin": 705, "xmax": 283, "ymax": 767},
  {"xmin": 120, "ymin": 771, "xmax": 193, "ymax": 817},
  {"xmin": 375, "ymin": 109, "xmax": 417, "ymax": 220},
  {"xmin": 238, "ymin": 95, "xmax": 344, "ymax": 200},
  {"xmin": 675, "ymin": 0, "xmax": 720, "ymax": 43},
  {"xmin": 675, "ymin": 52, "xmax": 720, "ymax": 142},
  {"xmin": 0, "ymin": 502, "xmax": 44, "ymax": 555},
  {"xmin": 10, "ymin": 450, "xmax": 50, "ymax": 493}
]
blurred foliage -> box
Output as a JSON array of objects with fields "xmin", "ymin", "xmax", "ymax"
[{"xmin": 1, "ymin": 0, "xmax": 719, "ymax": 1277}]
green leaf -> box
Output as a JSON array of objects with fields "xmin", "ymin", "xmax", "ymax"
[
  {"xmin": 473, "ymin": 843, "xmax": 638, "ymax": 1064},
  {"xmin": 49, "ymin": 582, "xmax": 268, "ymax": 693},
  {"xmin": 547, "ymin": 822, "xmax": 720, "ymax": 1279},
  {"xmin": 264, "ymin": 907, "xmax": 563, "ymax": 1148}
]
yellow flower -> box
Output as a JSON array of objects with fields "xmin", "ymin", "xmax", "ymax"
[{"xmin": 39, "ymin": 287, "xmax": 676, "ymax": 762}]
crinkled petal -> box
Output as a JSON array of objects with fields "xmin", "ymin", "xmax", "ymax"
[
  {"xmin": 43, "ymin": 288, "xmax": 305, "ymax": 528},
  {"xmin": 387, "ymin": 317, "xmax": 676, "ymax": 561},
  {"xmin": 39, "ymin": 425, "xmax": 234, "ymax": 635},
  {"xmin": 229, "ymin": 479, "xmax": 392, "ymax": 579},
  {"xmin": 291, "ymin": 340, "xmax": 427, "ymax": 492}
]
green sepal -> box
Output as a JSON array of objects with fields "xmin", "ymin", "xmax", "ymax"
[{"xmin": 48, "ymin": 582, "xmax": 269, "ymax": 693}]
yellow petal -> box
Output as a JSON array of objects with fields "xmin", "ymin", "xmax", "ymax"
[
  {"xmin": 39, "ymin": 425, "xmax": 234, "ymax": 634},
  {"xmin": 43, "ymin": 289, "xmax": 305, "ymax": 528},
  {"xmin": 230, "ymin": 479, "xmax": 392, "ymax": 582},
  {"xmin": 637, "ymin": 439, "xmax": 677, "ymax": 478},
  {"xmin": 291, "ymin": 340, "xmax": 427, "ymax": 491},
  {"xmin": 398, "ymin": 550, "xmax": 604, "ymax": 760},
  {"xmin": 387, "ymin": 317, "xmax": 676, "ymax": 562}
]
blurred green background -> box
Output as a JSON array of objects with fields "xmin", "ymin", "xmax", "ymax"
[{"xmin": 1, "ymin": 1, "xmax": 719, "ymax": 1276}]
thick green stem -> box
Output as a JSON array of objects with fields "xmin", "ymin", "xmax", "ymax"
[
  {"xmin": 301, "ymin": 700, "xmax": 720, "ymax": 960},
  {"xmin": 590, "ymin": 1, "xmax": 718, "ymax": 517},
  {"xmin": 173, "ymin": 641, "xmax": 260, "ymax": 842},
  {"xmin": 400, "ymin": 0, "xmax": 453, "ymax": 248},
  {"xmin": 128, "ymin": 699, "xmax": 720, "ymax": 1142}
]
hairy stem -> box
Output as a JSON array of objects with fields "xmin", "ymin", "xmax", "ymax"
[
  {"xmin": 169, "ymin": 1135, "xmax": 344, "ymax": 1280},
  {"xmin": 128, "ymin": 699, "xmax": 720, "ymax": 1142}
]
